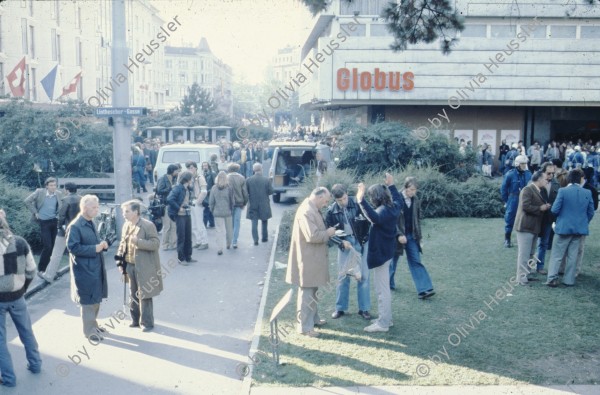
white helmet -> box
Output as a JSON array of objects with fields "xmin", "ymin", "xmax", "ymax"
[{"xmin": 514, "ymin": 155, "xmax": 528, "ymax": 165}]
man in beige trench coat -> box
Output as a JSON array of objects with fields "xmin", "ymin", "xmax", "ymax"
[
  {"xmin": 116, "ymin": 200, "xmax": 164, "ymax": 332},
  {"xmin": 285, "ymin": 187, "xmax": 348, "ymax": 337}
]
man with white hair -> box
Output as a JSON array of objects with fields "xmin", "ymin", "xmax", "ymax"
[
  {"xmin": 501, "ymin": 155, "xmax": 532, "ymax": 247},
  {"xmin": 66, "ymin": 195, "xmax": 108, "ymax": 341}
]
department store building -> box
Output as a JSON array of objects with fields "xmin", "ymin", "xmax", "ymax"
[{"xmin": 298, "ymin": 0, "xmax": 600, "ymax": 154}]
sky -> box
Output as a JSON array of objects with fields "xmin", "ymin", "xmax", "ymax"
[{"xmin": 150, "ymin": 0, "xmax": 316, "ymax": 84}]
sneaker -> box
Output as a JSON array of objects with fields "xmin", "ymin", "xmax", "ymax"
[
  {"xmin": 314, "ymin": 319, "xmax": 327, "ymax": 327},
  {"xmin": 193, "ymin": 243, "xmax": 201, "ymax": 248},
  {"xmin": 364, "ymin": 322, "xmax": 389, "ymax": 333},
  {"xmin": 27, "ymin": 363, "xmax": 41, "ymax": 374},
  {"xmin": 232, "ymin": 243, "xmax": 238, "ymax": 249},
  {"xmin": 178, "ymin": 259, "xmax": 190, "ymax": 266},
  {"xmin": 198, "ymin": 244, "xmax": 209, "ymax": 250},
  {"xmin": 418, "ymin": 290, "xmax": 436, "ymax": 299}
]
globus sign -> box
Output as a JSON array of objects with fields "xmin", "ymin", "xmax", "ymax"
[{"xmin": 336, "ymin": 68, "xmax": 414, "ymax": 92}]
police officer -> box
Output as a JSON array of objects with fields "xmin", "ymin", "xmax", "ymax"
[{"xmin": 501, "ymin": 155, "xmax": 532, "ymax": 247}]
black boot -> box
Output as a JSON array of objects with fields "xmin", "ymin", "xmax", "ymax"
[{"xmin": 504, "ymin": 232, "xmax": 512, "ymax": 248}]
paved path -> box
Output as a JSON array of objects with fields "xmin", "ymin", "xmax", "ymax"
[{"xmin": 7, "ymin": 199, "xmax": 290, "ymax": 394}]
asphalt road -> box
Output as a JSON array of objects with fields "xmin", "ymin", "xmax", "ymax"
[{"xmin": 6, "ymin": 197, "xmax": 293, "ymax": 395}]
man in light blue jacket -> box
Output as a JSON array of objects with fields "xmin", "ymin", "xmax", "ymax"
[{"xmin": 546, "ymin": 169, "xmax": 595, "ymax": 287}]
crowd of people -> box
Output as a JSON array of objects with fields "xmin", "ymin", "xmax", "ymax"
[
  {"xmin": 286, "ymin": 173, "xmax": 435, "ymax": 337},
  {"xmin": 502, "ymin": 155, "xmax": 597, "ymax": 288}
]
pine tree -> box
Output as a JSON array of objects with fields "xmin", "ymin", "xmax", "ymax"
[
  {"xmin": 180, "ymin": 83, "xmax": 216, "ymax": 115},
  {"xmin": 301, "ymin": 0, "xmax": 465, "ymax": 54}
]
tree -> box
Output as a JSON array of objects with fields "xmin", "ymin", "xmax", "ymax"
[
  {"xmin": 180, "ymin": 83, "xmax": 216, "ymax": 115},
  {"xmin": 301, "ymin": 0, "xmax": 465, "ymax": 54}
]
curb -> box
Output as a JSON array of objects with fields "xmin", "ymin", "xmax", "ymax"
[
  {"xmin": 240, "ymin": 219, "xmax": 282, "ymax": 395},
  {"xmin": 24, "ymin": 265, "xmax": 71, "ymax": 300}
]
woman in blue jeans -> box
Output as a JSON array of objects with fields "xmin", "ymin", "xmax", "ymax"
[{"xmin": 390, "ymin": 177, "xmax": 435, "ymax": 299}]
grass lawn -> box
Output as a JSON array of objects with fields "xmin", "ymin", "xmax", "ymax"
[{"xmin": 251, "ymin": 216, "xmax": 600, "ymax": 387}]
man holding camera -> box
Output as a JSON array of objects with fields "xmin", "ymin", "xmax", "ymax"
[
  {"xmin": 167, "ymin": 171, "xmax": 196, "ymax": 266},
  {"xmin": 66, "ymin": 195, "xmax": 108, "ymax": 341},
  {"xmin": 326, "ymin": 184, "xmax": 372, "ymax": 320},
  {"xmin": 115, "ymin": 200, "xmax": 163, "ymax": 332}
]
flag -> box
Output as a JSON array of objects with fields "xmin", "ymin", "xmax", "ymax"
[
  {"xmin": 7, "ymin": 57, "xmax": 26, "ymax": 97},
  {"xmin": 41, "ymin": 64, "xmax": 59, "ymax": 101},
  {"xmin": 60, "ymin": 71, "xmax": 82, "ymax": 97}
]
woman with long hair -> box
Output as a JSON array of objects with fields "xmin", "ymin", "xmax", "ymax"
[
  {"xmin": 209, "ymin": 171, "xmax": 234, "ymax": 255},
  {"xmin": 356, "ymin": 173, "xmax": 401, "ymax": 333}
]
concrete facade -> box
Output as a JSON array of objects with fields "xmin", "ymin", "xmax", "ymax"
[
  {"xmin": 0, "ymin": 0, "xmax": 168, "ymax": 110},
  {"xmin": 164, "ymin": 38, "xmax": 233, "ymax": 116},
  {"xmin": 298, "ymin": 0, "xmax": 600, "ymax": 148}
]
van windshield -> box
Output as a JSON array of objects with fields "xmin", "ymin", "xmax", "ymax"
[{"xmin": 162, "ymin": 151, "xmax": 201, "ymax": 163}]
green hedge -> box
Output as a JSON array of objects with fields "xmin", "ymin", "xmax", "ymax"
[{"xmin": 0, "ymin": 176, "xmax": 41, "ymax": 251}]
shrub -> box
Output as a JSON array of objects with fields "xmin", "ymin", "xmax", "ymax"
[
  {"xmin": 332, "ymin": 121, "xmax": 477, "ymax": 180},
  {"xmin": 276, "ymin": 209, "xmax": 295, "ymax": 253},
  {"xmin": 0, "ymin": 176, "xmax": 41, "ymax": 251}
]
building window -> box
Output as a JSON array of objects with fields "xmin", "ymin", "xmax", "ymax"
[
  {"xmin": 180, "ymin": 73, "xmax": 187, "ymax": 83},
  {"xmin": 179, "ymin": 61, "xmax": 187, "ymax": 69},
  {"xmin": 491, "ymin": 25, "xmax": 516, "ymax": 38},
  {"xmin": 55, "ymin": 1, "xmax": 60, "ymax": 26},
  {"xmin": 76, "ymin": 7, "xmax": 82, "ymax": 29},
  {"xmin": 29, "ymin": 0, "xmax": 34, "ymax": 16},
  {"xmin": 21, "ymin": 19, "xmax": 28, "ymax": 54},
  {"xmin": 29, "ymin": 25, "xmax": 35, "ymax": 59},
  {"xmin": 340, "ymin": 0, "xmax": 388, "ymax": 16},
  {"xmin": 341, "ymin": 23, "xmax": 366, "ymax": 36},
  {"xmin": 75, "ymin": 37, "xmax": 82, "ymax": 66},
  {"xmin": 370, "ymin": 24, "xmax": 389, "ymax": 37},
  {"xmin": 166, "ymin": 60, "xmax": 172, "ymax": 68},
  {"xmin": 57, "ymin": 34, "xmax": 62, "ymax": 63},
  {"xmin": 581, "ymin": 25, "xmax": 600, "ymax": 38},
  {"xmin": 461, "ymin": 24, "xmax": 487, "ymax": 38},
  {"xmin": 550, "ymin": 25, "xmax": 577, "ymax": 38},
  {"xmin": 526, "ymin": 24, "xmax": 547, "ymax": 38},
  {"xmin": 30, "ymin": 67, "xmax": 37, "ymax": 101}
]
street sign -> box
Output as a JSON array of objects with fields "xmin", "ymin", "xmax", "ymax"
[{"xmin": 94, "ymin": 107, "xmax": 148, "ymax": 117}]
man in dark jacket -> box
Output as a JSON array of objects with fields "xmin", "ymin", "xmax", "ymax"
[
  {"xmin": 392, "ymin": 177, "xmax": 435, "ymax": 299},
  {"xmin": 0, "ymin": 209, "xmax": 42, "ymax": 387},
  {"xmin": 156, "ymin": 164, "xmax": 179, "ymax": 250},
  {"xmin": 202, "ymin": 161, "xmax": 216, "ymax": 228},
  {"xmin": 167, "ymin": 171, "xmax": 195, "ymax": 265},
  {"xmin": 66, "ymin": 195, "xmax": 108, "ymax": 341},
  {"xmin": 535, "ymin": 162, "xmax": 560, "ymax": 275},
  {"xmin": 326, "ymin": 184, "xmax": 371, "ymax": 320},
  {"xmin": 245, "ymin": 163, "xmax": 273, "ymax": 245}
]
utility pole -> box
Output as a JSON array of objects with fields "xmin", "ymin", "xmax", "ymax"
[{"xmin": 111, "ymin": 0, "xmax": 131, "ymax": 237}]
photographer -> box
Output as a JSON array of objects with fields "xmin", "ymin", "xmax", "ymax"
[
  {"xmin": 115, "ymin": 200, "xmax": 163, "ymax": 332},
  {"xmin": 166, "ymin": 171, "xmax": 195, "ymax": 265}
]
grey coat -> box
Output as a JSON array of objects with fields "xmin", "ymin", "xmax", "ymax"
[
  {"xmin": 209, "ymin": 185, "xmax": 234, "ymax": 218},
  {"xmin": 67, "ymin": 215, "xmax": 108, "ymax": 305},
  {"xmin": 245, "ymin": 173, "xmax": 273, "ymax": 221}
]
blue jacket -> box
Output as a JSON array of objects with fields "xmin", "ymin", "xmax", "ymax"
[
  {"xmin": 501, "ymin": 169, "xmax": 532, "ymax": 202},
  {"xmin": 66, "ymin": 215, "xmax": 108, "ymax": 305},
  {"xmin": 551, "ymin": 184, "xmax": 595, "ymax": 236},
  {"xmin": 359, "ymin": 185, "xmax": 402, "ymax": 269},
  {"xmin": 167, "ymin": 183, "xmax": 192, "ymax": 221}
]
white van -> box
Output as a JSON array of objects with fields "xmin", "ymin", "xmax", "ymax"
[
  {"xmin": 268, "ymin": 141, "xmax": 332, "ymax": 203},
  {"xmin": 153, "ymin": 143, "xmax": 221, "ymax": 182}
]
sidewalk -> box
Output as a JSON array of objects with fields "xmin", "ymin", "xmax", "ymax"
[{"xmin": 8, "ymin": 200, "xmax": 289, "ymax": 394}]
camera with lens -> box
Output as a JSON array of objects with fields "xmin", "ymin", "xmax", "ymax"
[{"xmin": 114, "ymin": 254, "xmax": 127, "ymax": 272}]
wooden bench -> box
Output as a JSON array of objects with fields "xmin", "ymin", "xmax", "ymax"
[{"xmin": 57, "ymin": 177, "xmax": 115, "ymax": 199}]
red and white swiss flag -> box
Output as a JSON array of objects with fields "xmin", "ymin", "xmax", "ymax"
[
  {"xmin": 60, "ymin": 71, "xmax": 82, "ymax": 97},
  {"xmin": 7, "ymin": 57, "xmax": 26, "ymax": 97}
]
